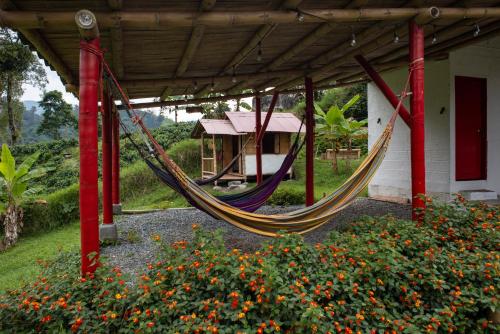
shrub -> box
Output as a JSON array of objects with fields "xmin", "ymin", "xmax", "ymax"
[
  {"xmin": 167, "ymin": 139, "xmax": 200, "ymax": 175},
  {"xmin": 22, "ymin": 184, "xmax": 79, "ymax": 235},
  {"xmin": 268, "ymin": 187, "xmax": 305, "ymax": 206},
  {"xmin": 1, "ymin": 198, "xmax": 498, "ymax": 333}
]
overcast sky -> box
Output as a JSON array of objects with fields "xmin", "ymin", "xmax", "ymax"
[{"xmin": 21, "ymin": 59, "xmax": 250, "ymax": 122}]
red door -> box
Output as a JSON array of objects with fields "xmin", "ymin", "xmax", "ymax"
[{"xmin": 455, "ymin": 76, "xmax": 487, "ymax": 181}]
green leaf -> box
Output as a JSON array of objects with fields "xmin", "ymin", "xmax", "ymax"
[
  {"xmin": 341, "ymin": 94, "xmax": 360, "ymax": 114},
  {"xmin": 314, "ymin": 103, "xmax": 326, "ymax": 118},
  {"xmin": 325, "ymin": 105, "xmax": 342, "ymax": 126},
  {"xmin": 0, "ymin": 144, "xmax": 16, "ymax": 181},
  {"xmin": 14, "ymin": 151, "xmax": 40, "ymax": 182}
]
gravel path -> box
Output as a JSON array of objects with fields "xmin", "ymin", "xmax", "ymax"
[{"xmin": 102, "ymin": 198, "xmax": 410, "ymax": 277}]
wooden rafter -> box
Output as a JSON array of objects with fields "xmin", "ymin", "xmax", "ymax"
[
  {"xmin": 0, "ymin": 0, "xmax": 75, "ymax": 86},
  {"xmin": 129, "ymin": 78, "xmax": 367, "ymax": 109},
  {"xmin": 226, "ymin": 0, "xmax": 371, "ymax": 94},
  {"xmin": 161, "ymin": 0, "xmax": 217, "ymax": 100},
  {"xmin": 194, "ymin": 0, "xmax": 302, "ymax": 97}
]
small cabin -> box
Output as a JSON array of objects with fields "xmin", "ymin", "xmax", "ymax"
[{"xmin": 192, "ymin": 112, "xmax": 304, "ymax": 183}]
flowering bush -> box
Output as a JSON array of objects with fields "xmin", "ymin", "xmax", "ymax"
[{"xmin": 0, "ymin": 197, "xmax": 498, "ymax": 333}]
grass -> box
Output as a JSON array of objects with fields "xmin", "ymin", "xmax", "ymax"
[
  {"xmin": 0, "ymin": 222, "xmax": 80, "ymax": 292},
  {"xmin": 0, "ymin": 157, "xmax": 363, "ymax": 291}
]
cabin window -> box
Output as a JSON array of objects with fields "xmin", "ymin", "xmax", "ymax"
[{"xmin": 262, "ymin": 133, "xmax": 276, "ymax": 154}]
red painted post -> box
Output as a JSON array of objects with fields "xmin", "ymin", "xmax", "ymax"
[
  {"xmin": 354, "ymin": 55, "xmax": 412, "ymax": 128},
  {"xmin": 305, "ymin": 77, "xmax": 314, "ymax": 206},
  {"xmin": 255, "ymin": 96, "xmax": 263, "ymax": 184},
  {"xmin": 111, "ymin": 105, "xmax": 120, "ymax": 207},
  {"xmin": 409, "ymin": 20, "xmax": 426, "ymax": 220},
  {"xmin": 101, "ymin": 89, "xmax": 113, "ymax": 225},
  {"xmin": 78, "ymin": 37, "xmax": 101, "ymax": 274},
  {"xmin": 257, "ymin": 91, "xmax": 280, "ymax": 143}
]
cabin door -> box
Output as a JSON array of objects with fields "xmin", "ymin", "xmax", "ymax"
[
  {"xmin": 455, "ymin": 76, "xmax": 487, "ymax": 181},
  {"xmin": 232, "ymin": 136, "xmax": 240, "ymax": 173}
]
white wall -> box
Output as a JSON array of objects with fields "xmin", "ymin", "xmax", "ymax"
[
  {"xmin": 449, "ymin": 37, "xmax": 500, "ymax": 194},
  {"xmin": 368, "ymin": 60, "xmax": 450, "ymax": 200},
  {"xmin": 245, "ymin": 154, "xmax": 291, "ymax": 176}
]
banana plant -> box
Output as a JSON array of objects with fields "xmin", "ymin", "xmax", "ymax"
[
  {"xmin": 0, "ymin": 144, "xmax": 46, "ymax": 251},
  {"xmin": 314, "ymin": 94, "xmax": 367, "ymax": 172}
]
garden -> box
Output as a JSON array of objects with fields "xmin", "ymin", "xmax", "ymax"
[{"xmin": 0, "ymin": 197, "xmax": 498, "ymax": 333}]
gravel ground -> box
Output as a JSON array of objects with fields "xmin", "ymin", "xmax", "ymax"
[{"xmin": 102, "ymin": 198, "xmax": 410, "ymax": 277}]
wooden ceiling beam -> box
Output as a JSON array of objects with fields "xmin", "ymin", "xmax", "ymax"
[
  {"xmin": 6, "ymin": 7, "xmax": 500, "ymax": 29},
  {"xmin": 225, "ymin": 0, "xmax": 369, "ymax": 95},
  {"xmin": 193, "ymin": 0, "xmax": 303, "ymax": 98},
  {"xmin": 161, "ymin": 0, "xmax": 217, "ymax": 100},
  {"xmin": 123, "ymin": 69, "xmax": 305, "ymax": 89},
  {"xmin": 129, "ymin": 78, "xmax": 367, "ymax": 109},
  {"xmin": 0, "ymin": 0, "xmax": 75, "ymax": 87}
]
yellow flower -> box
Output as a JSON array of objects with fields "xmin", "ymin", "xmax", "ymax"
[
  {"xmin": 115, "ymin": 293, "xmax": 122, "ymax": 300},
  {"xmin": 238, "ymin": 312, "xmax": 245, "ymax": 319}
]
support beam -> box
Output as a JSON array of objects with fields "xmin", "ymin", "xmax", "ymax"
[
  {"xmin": 256, "ymin": 91, "xmax": 279, "ymax": 143},
  {"xmin": 409, "ymin": 20, "xmax": 426, "ymax": 220},
  {"xmin": 355, "ymin": 55, "xmax": 411, "ymax": 127},
  {"xmin": 194, "ymin": 0, "xmax": 302, "ymax": 97},
  {"xmin": 305, "ymin": 77, "xmax": 314, "ymax": 206},
  {"xmin": 122, "ymin": 69, "xmax": 304, "ymax": 89},
  {"xmin": 0, "ymin": 1, "xmax": 75, "ymax": 86},
  {"xmin": 129, "ymin": 78, "xmax": 367, "ymax": 109},
  {"xmin": 102, "ymin": 89, "xmax": 113, "ymax": 225},
  {"xmin": 228, "ymin": 0, "xmax": 370, "ymax": 94},
  {"xmin": 78, "ymin": 28, "xmax": 101, "ymax": 274},
  {"xmin": 0, "ymin": 7, "xmax": 453, "ymax": 29},
  {"xmin": 111, "ymin": 104, "xmax": 121, "ymax": 212},
  {"xmin": 255, "ymin": 96, "xmax": 263, "ymax": 185},
  {"xmin": 162, "ymin": 0, "xmax": 217, "ymax": 100}
]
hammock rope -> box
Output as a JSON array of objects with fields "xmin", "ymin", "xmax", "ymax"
[{"xmin": 99, "ymin": 51, "xmax": 412, "ymax": 236}]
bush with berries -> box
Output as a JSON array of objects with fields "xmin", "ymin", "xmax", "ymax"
[{"xmin": 0, "ymin": 196, "xmax": 498, "ymax": 333}]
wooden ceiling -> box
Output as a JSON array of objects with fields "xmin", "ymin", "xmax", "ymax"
[{"xmin": 2, "ymin": 0, "xmax": 500, "ymax": 101}]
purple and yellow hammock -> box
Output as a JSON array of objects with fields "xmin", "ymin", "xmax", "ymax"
[{"xmin": 104, "ymin": 61, "xmax": 402, "ymax": 237}]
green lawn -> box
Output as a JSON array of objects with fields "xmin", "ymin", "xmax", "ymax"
[{"xmin": 0, "ymin": 222, "xmax": 80, "ymax": 292}]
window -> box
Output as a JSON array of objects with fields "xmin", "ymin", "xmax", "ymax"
[{"xmin": 262, "ymin": 133, "xmax": 276, "ymax": 154}]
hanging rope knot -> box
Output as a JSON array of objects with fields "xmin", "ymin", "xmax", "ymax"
[
  {"xmin": 131, "ymin": 116, "xmax": 140, "ymax": 124},
  {"xmin": 409, "ymin": 57, "xmax": 424, "ymax": 72},
  {"xmin": 79, "ymin": 40, "xmax": 104, "ymax": 60}
]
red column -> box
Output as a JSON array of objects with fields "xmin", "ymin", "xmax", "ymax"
[
  {"xmin": 305, "ymin": 77, "xmax": 315, "ymax": 206},
  {"xmin": 409, "ymin": 21, "xmax": 426, "ymax": 220},
  {"xmin": 79, "ymin": 38, "xmax": 101, "ymax": 274},
  {"xmin": 255, "ymin": 96, "xmax": 263, "ymax": 184},
  {"xmin": 111, "ymin": 105, "xmax": 120, "ymax": 207},
  {"xmin": 101, "ymin": 89, "xmax": 113, "ymax": 225}
]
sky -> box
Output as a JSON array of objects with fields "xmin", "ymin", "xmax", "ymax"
[{"xmin": 21, "ymin": 58, "xmax": 251, "ymax": 123}]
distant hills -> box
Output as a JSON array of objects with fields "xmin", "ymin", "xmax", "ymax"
[{"xmin": 15, "ymin": 101, "xmax": 168, "ymax": 144}]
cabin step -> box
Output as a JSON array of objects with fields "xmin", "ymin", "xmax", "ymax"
[{"xmin": 459, "ymin": 189, "xmax": 498, "ymax": 201}]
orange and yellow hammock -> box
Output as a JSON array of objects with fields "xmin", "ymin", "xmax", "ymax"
[{"xmin": 103, "ymin": 59, "xmax": 405, "ymax": 237}]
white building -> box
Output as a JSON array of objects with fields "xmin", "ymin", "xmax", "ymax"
[{"xmin": 368, "ymin": 37, "xmax": 500, "ymax": 202}]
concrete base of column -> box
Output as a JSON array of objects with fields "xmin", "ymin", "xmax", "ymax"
[{"xmin": 99, "ymin": 223, "xmax": 118, "ymax": 243}]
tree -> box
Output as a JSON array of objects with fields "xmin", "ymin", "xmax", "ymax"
[
  {"xmin": 0, "ymin": 29, "xmax": 46, "ymax": 144},
  {"xmin": 202, "ymin": 101, "xmax": 230, "ymax": 119},
  {"xmin": 0, "ymin": 144, "xmax": 46, "ymax": 250},
  {"xmin": 315, "ymin": 95, "xmax": 367, "ymax": 173},
  {"xmin": 37, "ymin": 90, "xmax": 77, "ymax": 140}
]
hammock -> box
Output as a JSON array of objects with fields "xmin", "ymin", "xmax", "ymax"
[{"xmin": 99, "ymin": 52, "xmax": 409, "ymax": 236}]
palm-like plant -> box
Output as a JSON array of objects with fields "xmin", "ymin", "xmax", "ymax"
[
  {"xmin": 0, "ymin": 144, "xmax": 45, "ymax": 250},
  {"xmin": 315, "ymin": 94, "xmax": 367, "ymax": 172}
]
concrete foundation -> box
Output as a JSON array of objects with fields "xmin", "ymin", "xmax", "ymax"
[{"xmin": 99, "ymin": 223, "xmax": 118, "ymax": 243}]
